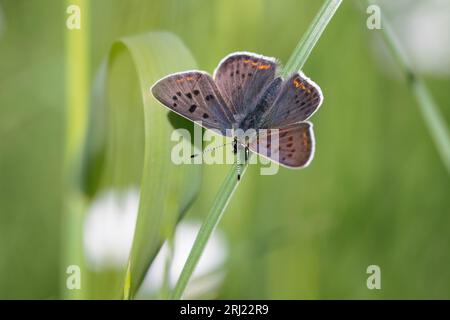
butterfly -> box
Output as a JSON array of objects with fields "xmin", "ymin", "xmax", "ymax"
[{"xmin": 151, "ymin": 52, "xmax": 323, "ymax": 177}]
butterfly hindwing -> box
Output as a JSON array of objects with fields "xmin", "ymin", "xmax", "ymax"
[
  {"xmin": 151, "ymin": 71, "xmax": 235, "ymax": 134},
  {"xmin": 214, "ymin": 52, "xmax": 279, "ymax": 121},
  {"xmin": 261, "ymin": 72, "xmax": 323, "ymax": 128},
  {"xmin": 249, "ymin": 122, "xmax": 315, "ymax": 168}
]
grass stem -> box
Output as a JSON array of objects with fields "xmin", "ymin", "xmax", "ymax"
[
  {"xmin": 171, "ymin": 159, "xmax": 248, "ymax": 299},
  {"xmin": 282, "ymin": 0, "xmax": 342, "ymax": 77},
  {"xmin": 373, "ymin": 4, "xmax": 450, "ymax": 172}
]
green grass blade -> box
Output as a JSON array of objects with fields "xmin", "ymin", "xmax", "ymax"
[
  {"xmin": 171, "ymin": 0, "xmax": 342, "ymax": 300},
  {"xmin": 412, "ymin": 80, "xmax": 450, "ymax": 172},
  {"xmin": 63, "ymin": 0, "xmax": 89, "ymax": 300},
  {"xmin": 82, "ymin": 32, "xmax": 202, "ymax": 299},
  {"xmin": 372, "ymin": 6, "xmax": 450, "ymax": 173},
  {"xmin": 115, "ymin": 33, "xmax": 202, "ymax": 299},
  {"xmin": 281, "ymin": 0, "xmax": 342, "ymax": 77},
  {"xmin": 171, "ymin": 153, "xmax": 249, "ymax": 300}
]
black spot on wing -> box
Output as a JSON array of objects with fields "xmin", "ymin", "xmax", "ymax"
[{"xmin": 189, "ymin": 104, "xmax": 197, "ymax": 113}]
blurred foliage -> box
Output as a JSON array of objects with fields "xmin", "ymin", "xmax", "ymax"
[{"xmin": 0, "ymin": 0, "xmax": 449, "ymax": 299}]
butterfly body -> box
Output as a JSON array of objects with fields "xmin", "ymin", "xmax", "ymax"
[
  {"xmin": 151, "ymin": 52, "xmax": 323, "ymax": 169},
  {"xmin": 239, "ymin": 77, "xmax": 283, "ymax": 131}
]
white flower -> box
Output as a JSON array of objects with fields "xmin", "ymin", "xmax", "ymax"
[{"xmin": 83, "ymin": 188, "xmax": 139, "ymax": 271}]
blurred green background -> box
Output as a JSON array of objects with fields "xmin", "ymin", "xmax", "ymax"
[{"xmin": 0, "ymin": 0, "xmax": 449, "ymax": 299}]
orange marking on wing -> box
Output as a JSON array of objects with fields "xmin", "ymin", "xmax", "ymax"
[
  {"xmin": 302, "ymin": 131, "xmax": 310, "ymax": 147},
  {"xmin": 304, "ymin": 84, "xmax": 312, "ymax": 93},
  {"xmin": 241, "ymin": 59, "xmax": 270, "ymax": 69},
  {"xmin": 293, "ymin": 78, "xmax": 311, "ymax": 93},
  {"xmin": 257, "ymin": 64, "xmax": 270, "ymax": 70},
  {"xmin": 176, "ymin": 76, "xmax": 195, "ymax": 83}
]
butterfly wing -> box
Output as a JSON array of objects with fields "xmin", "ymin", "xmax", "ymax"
[
  {"xmin": 214, "ymin": 52, "xmax": 279, "ymax": 121},
  {"xmin": 151, "ymin": 71, "xmax": 235, "ymax": 135},
  {"xmin": 260, "ymin": 72, "xmax": 323, "ymax": 128},
  {"xmin": 249, "ymin": 122, "xmax": 315, "ymax": 168}
]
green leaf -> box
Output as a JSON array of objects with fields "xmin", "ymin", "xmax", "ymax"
[{"xmin": 83, "ymin": 32, "xmax": 202, "ymax": 298}]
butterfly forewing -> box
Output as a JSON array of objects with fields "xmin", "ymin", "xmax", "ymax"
[
  {"xmin": 250, "ymin": 122, "xmax": 315, "ymax": 168},
  {"xmin": 214, "ymin": 52, "xmax": 279, "ymax": 121},
  {"xmin": 151, "ymin": 71, "xmax": 235, "ymax": 135},
  {"xmin": 261, "ymin": 73, "xmax": 323, "ymax": 128}
]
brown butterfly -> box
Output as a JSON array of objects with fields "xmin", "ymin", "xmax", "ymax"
[{"xmin": 151, "ymin": 52, "xmax": 323, "ymax": 176}]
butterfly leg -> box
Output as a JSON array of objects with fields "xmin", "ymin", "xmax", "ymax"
[
  {"xmin": 244, "ymin": 143, "xmax": 250, "ymax": 163},
  {"xmin": 233, "ymin": 136, "xmax": 238, "ymax": 154},
  {"xmin": 233, "ymin": 136, "xmax": 242, "ymax": 181}
]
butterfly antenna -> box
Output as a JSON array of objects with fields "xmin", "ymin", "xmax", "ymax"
[{"xmin": 190, "ymin": 142, "xmax": 233, "ymax": 158}]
